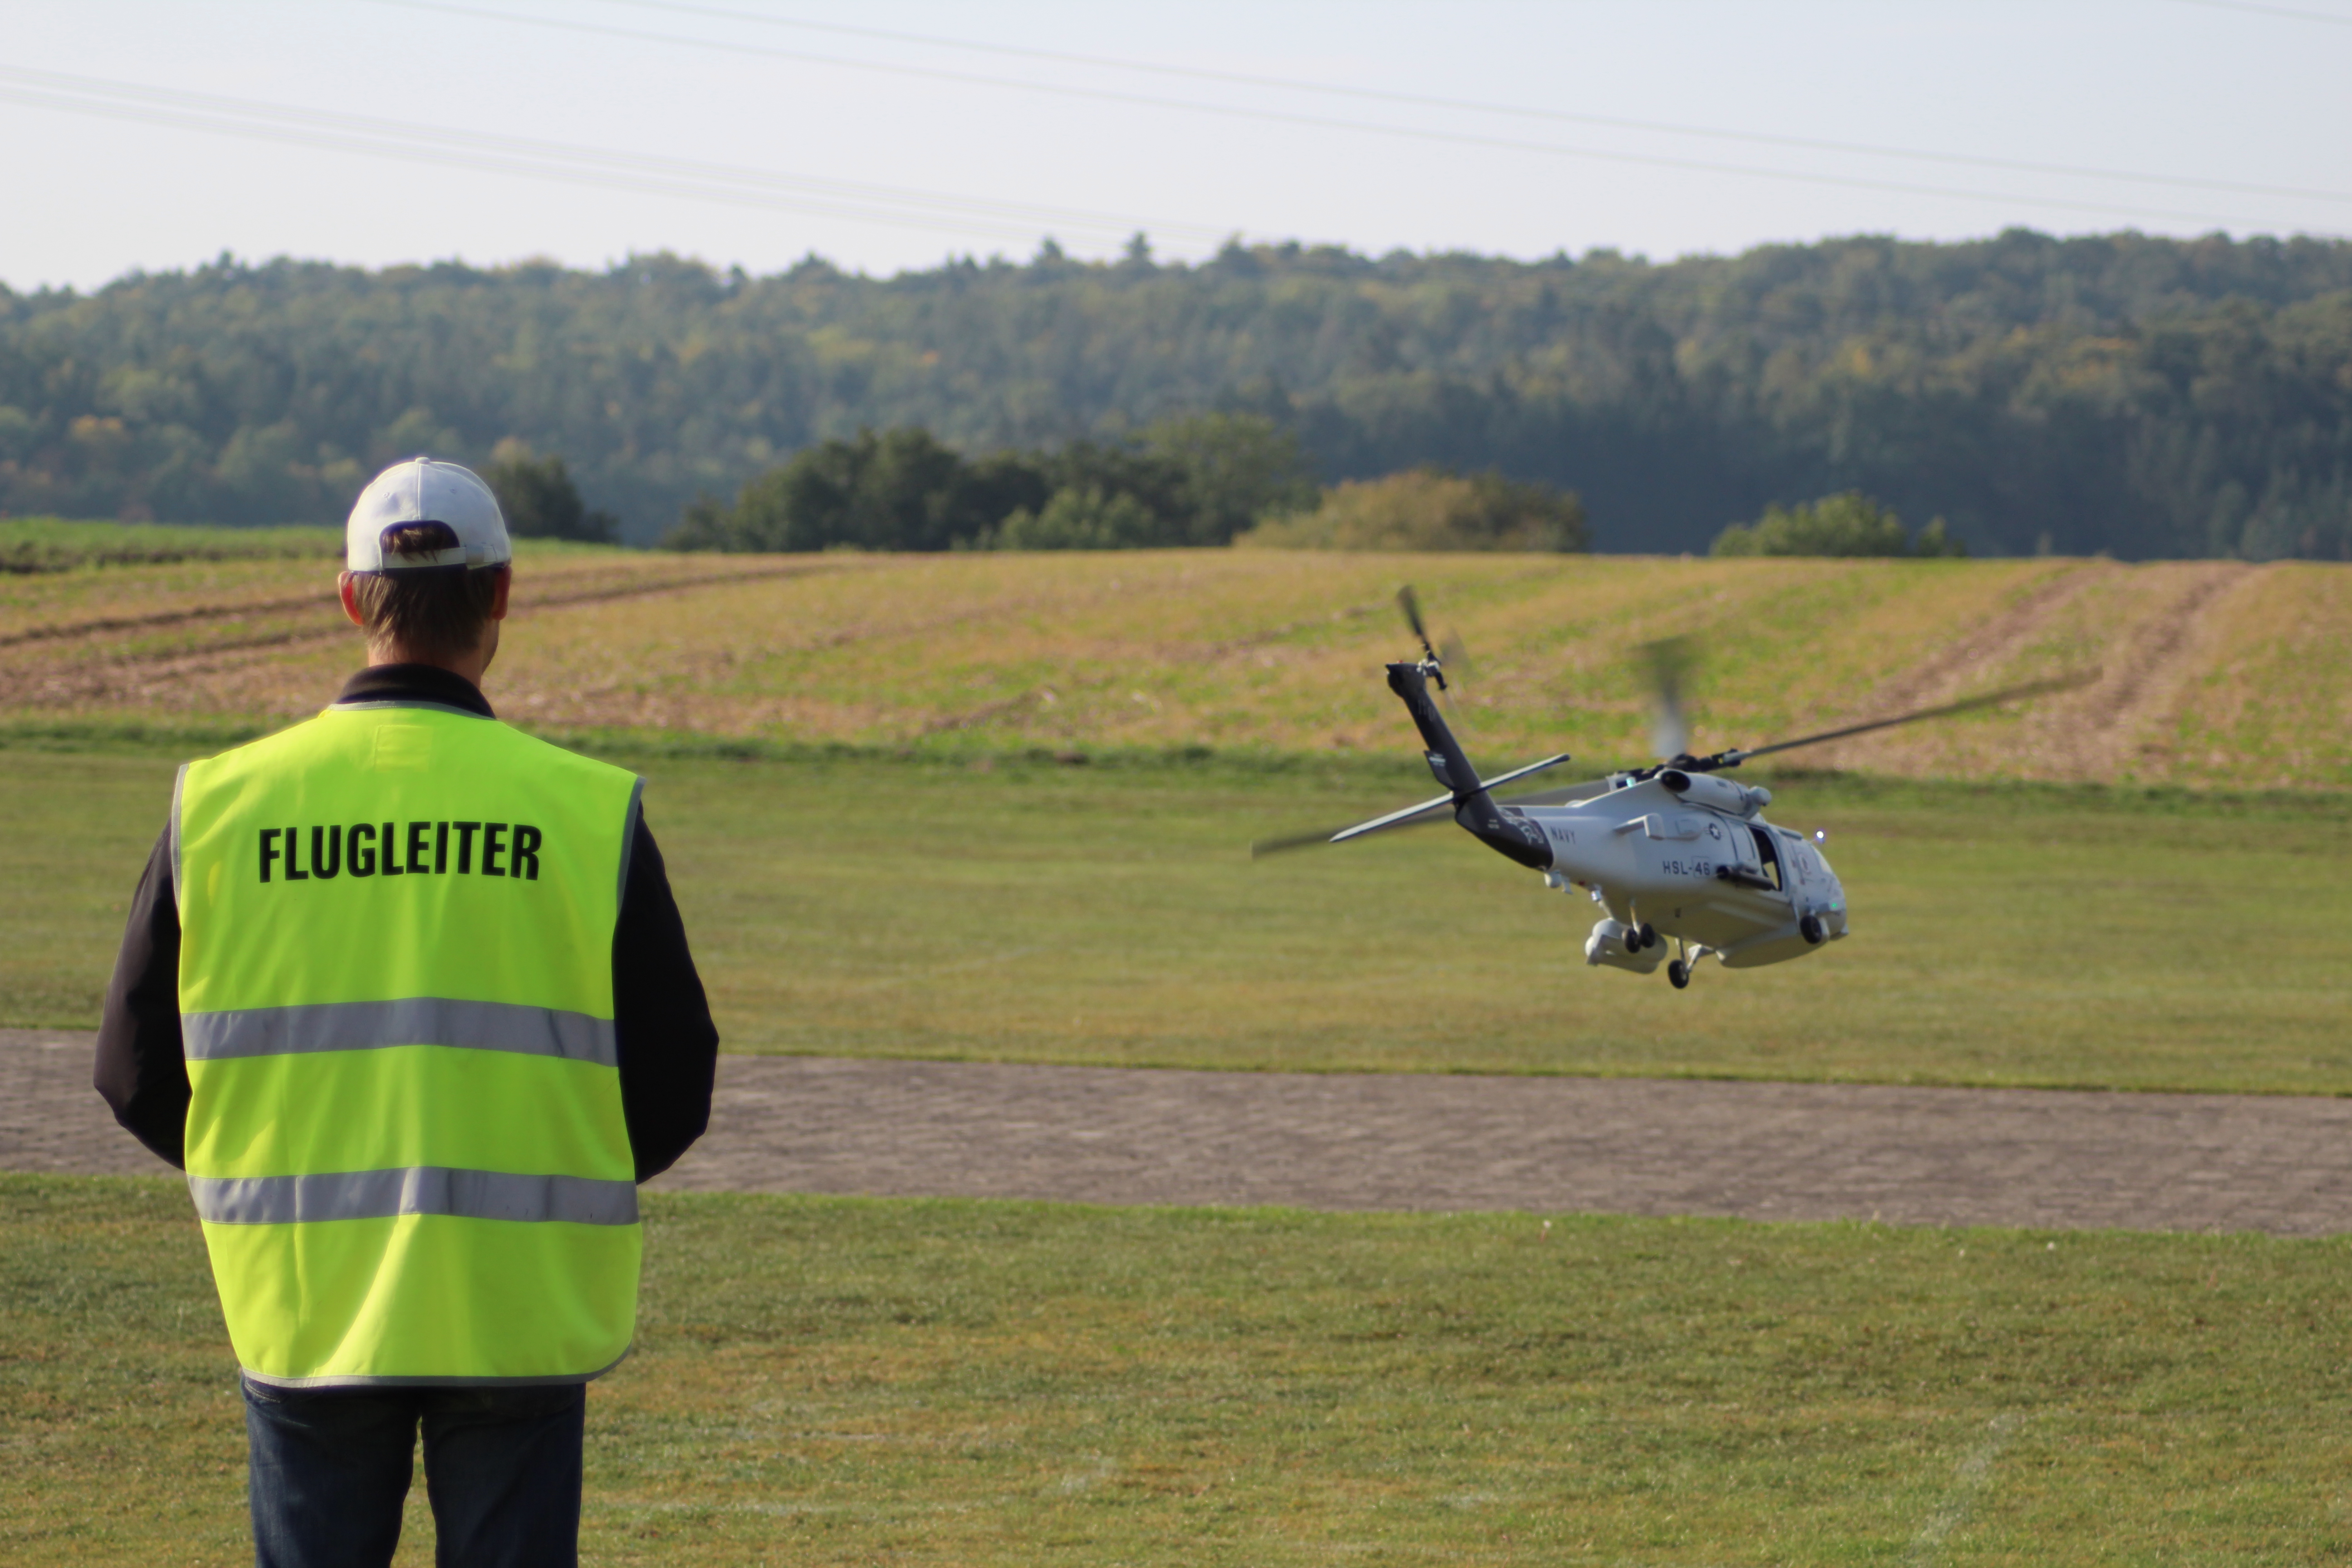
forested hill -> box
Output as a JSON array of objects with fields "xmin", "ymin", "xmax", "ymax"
[{"xmin": 4, "ymin": 230, "xmax": 2349, "ymax": 557}]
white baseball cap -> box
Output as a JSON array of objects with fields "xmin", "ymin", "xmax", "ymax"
[{"xmin": 346, "ymin": 457, "xmax": 513, "ymax": 573}]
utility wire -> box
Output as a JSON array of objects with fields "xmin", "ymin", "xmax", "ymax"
[
  {"xmin": 358, "ymin": 0, "xmax": 2336, "ymax": 231},
  {"xmin": 0, "ymin": 83, "xmax": 1041, "ymax": 241},
  {"xmin": 2170, "ymin": 0, "xmax": 2352, "ymax": 26},
  {"xmin": 0, "ymin": 64, "xmax": 1228, "ymax": 245},
  {"xmin": 591, "ymin": 0, "xmax": 2352, "ymax": 207}
]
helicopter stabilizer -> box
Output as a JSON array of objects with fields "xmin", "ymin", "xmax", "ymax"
[{"xmin": 1251, "ymin": 749, "xmax": 1577, "ymax": 858}]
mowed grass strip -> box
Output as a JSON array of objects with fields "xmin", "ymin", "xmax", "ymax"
[
  {"xmin": 4, "ymin": 1176, "xmax": 2348, "ymax": 1566},
  {"xmin": 0, "ymin": 518, "xmax": 342, "ymax": 575},
  {"xmin": 8, "ymin": 743, "xmax": 2351, "ymax": 1093}
]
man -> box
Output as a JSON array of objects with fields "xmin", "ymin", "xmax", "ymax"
[{"xmin": 95, "ymin": 456, "xmax": 720, "ymax": 1567}]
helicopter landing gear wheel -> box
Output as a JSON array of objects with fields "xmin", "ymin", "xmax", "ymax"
[
  {"xmin": 1799, "ymin": 914, "xmax": 1826, "ymax": 945},
  {"xmin": 1635, "ymin": 922, "xmax": 1657, "ymax": 951},
  {"xmin": 1667, "ymin": 959, "xmax": 1690, "ymax": 990}
]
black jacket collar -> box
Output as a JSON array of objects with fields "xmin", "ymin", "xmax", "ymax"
[{"xmin": 333, "ymin": 664, "xmax": 495, "ymax": 718}]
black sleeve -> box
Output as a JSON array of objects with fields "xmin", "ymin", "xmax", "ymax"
[
  {"xmin": 94, "ymin": 827, "xmax": 191, "ymax": 1169},
  {"xmin": 612, "ymin": 814, "xmax": 719, "ymax": 1181}
]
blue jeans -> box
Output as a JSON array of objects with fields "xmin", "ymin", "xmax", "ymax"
[{"xmin": 241, "ymin": 1375, "xmax": 585, "ymax": 1568}]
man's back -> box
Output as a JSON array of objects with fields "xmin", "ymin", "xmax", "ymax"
[
  {"xmin": 93, "ymin": 457, "xmax": 718, "ymax": 1567},
  {"xmin": 178, "ymin": 703, "xmax": 646, "ymax": 1387}
]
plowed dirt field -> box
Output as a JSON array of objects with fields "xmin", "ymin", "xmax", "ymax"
[{"xmin": 6, "ymin": 547, "xmax": 2347, "ymax": 787}]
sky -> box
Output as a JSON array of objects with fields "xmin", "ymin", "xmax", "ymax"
[{"xmin": 4, "ymin": 0, "xmax": 2350, "ymax": 291}]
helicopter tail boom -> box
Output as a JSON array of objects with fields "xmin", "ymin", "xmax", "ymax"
[
  {"xmin": 1385, "ymin": 662, "xmax": 1553, "ymax": 870},
  {"xmin": 1387, "ymin": 661, "xmax": 1483, "ymax": 799}
]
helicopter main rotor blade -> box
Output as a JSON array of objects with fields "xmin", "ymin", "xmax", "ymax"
[
  {"xmin": 1724, "ymin": 668, "xmax": 2102, "ymax": 764},
  {"xmin": 1251, "ymin": 823, "xmax": 1417, "ymax": 857},
  {"xmin": 1637, "ymin": 635, "xmax": 1697, "ymax": 760},
  {"xmin": 1250, "ymin": 789, "xmax": 1455, "ymax": 858},
  {"xmin": 1479, "ymin": 671, "xmax": 2098, "ymax": 797}
]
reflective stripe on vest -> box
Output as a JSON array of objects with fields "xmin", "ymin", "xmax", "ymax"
[
  {"xmin": 190, "ymin": 1169, "xmax": 639, "ymax": 1227},
  {"xmin": 184, "ymin": 999, "xmax": 617, "ymax": 1068},
  {"xmin": 175, "ymin": 703, "xmax": 643, "ymax": 1387}
]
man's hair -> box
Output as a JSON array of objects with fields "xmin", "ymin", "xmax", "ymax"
[{"xmin": 349, "ymin": 522, "xmax": 504, "ymax": 662}]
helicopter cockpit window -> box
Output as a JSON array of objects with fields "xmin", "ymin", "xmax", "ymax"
[
  {"xmin": 1748, "ymin": 825, "xmax": 1784, "ymax": 891},
  {"xmin": 1778, "ymin": 830, "xmax": 1814, "ymax": 885}
]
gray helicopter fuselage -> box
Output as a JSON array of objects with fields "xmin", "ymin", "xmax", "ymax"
[
  {"xmin": 1305, "ymin": 607, "xmax": 2087, "ymax": 986},
  {"xmin": 1508, "ymin": 773, "xmax": 1848, "ymax": 972},
  {"xmin": 1375, "ymin": 655, "xmax": 1849, "ymax": 980}
]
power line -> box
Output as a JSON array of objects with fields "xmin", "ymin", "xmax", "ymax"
[
  {"xmin": 0, "ymin": 84, "xmax": 1039, "ymax": 241},
  {"xmin": 358, "ymin": 0, "xmax": 2337, "ymax": 232},
  {"xmin": 594, "ymin": 0, "xmax": 2352, "ymax": 207},
  {"xmin": 0, "ymin": 64, "xmax": 1230, "ymax": 247},
  {"xmin": 2170, "ymin": 0, "xmax": 2352, "ymax": 26}
]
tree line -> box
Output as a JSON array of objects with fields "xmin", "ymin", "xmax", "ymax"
[
  {"xmin": 658, "ymin": 413, "xmax": 1587, "ymax": 554},
  {"xmin": 1, "ymin": 230, "xmax": 2348, "ymax": 558},
  {"xmin": 663, "ymin": 412, "xmax": 1318, "ymax": 552}
]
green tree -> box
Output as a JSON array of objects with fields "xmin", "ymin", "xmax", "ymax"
[
  {"xmin": 673, "ymin": 428, "xmax": 1046, "ymax": 552},
  {"xmin": 1139, "ymin": 412, "xmax": 1318, "ymax": 544},
  {"xmin": 1034, "ymin": 439, "xmax": 1191, "ymax": 545},
  {"xmin": 661, "ymin": 494, "xmax": 733, "ymax": 551},
  {"xmin": 668, "ymin": 419, "xmax": 1311, "ymax": 553},
  {"xmin": 1911, "ymin": 516, "xmax": 1967, "ymax": 558},
  {"xmin": 483, "ymin": 441, "xmax": 617, "ymax": 543},
  {"xmin": 1710, "ymin": 492, "xmax": 1965, "ymax": 558},
  {"xmin": 991, "ymin": 485, "xmax": 1163, "ymax": 549},
  {"xmin": 1240, "ymin": 467, "xmax": 1587, "ymax": 551}
]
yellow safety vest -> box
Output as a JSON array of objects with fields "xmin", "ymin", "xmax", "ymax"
[{"xmin": 174, "ymin": 701, "xmax": 643, "ymax": 1387}]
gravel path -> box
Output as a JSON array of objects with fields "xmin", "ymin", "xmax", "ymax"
[{"xmin": 14, "ymin": 1029, "xmax": 2352, "ymax": 1235}]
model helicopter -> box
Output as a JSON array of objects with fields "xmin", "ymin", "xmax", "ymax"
[{"xmin": 1254, "ymin": 588, "xmax": 2092, "ymax": 989}]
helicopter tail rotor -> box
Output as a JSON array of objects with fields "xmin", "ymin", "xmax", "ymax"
[
  {"xmin": 1396, "ymin": 584, "xmax": 1444, "ymax": 685},
  {"xmin": 1398, "ymin": 583, "xmax": 1477, "ymax": 733},
  {"xmin": 1438, "ymin": 631, "xmax": 1475, "ymax": 685}
]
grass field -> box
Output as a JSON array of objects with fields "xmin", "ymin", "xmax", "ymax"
[
  {"xmin": 6, "ymin": 1176, "xmax": 2348, "ymax": 1566},
  {"xmin": 9, "ymin": 531, "xmax": 2350, "ymax": 1562},
  {"xmin": 9, "ymin": 740, "xmax": 2350, "ymax": 1093},
  {"xmin": 4, "ymin": 536, "xmax": 2349, "ymax": 789},
  {"xmin": 0, "ymin": 518, "xmax": 342, "ymax": 574},
  {"xmin": 9, "ymin": 532, "xmax": 2349, "ymax": 1092}
]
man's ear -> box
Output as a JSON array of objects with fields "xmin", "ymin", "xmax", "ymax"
[
  {"xmin": 338, "ymin": 572, "xmax": 367, "ymax": 628},
  {"xmin": 488, "ymin": 565, "xmax": 512, "ymax": 621}
]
